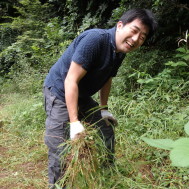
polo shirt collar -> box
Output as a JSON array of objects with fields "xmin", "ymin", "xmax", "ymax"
[{"xmin": 108, "ymin": 27, "xmax": 116, "ymax": 51}]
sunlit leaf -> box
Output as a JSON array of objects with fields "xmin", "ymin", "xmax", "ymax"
[
  {"xmin": 173, "ymin": 138, "xmax": 189, "ymax": 148},
  {"xmin": 184, "ymin": 121, "xmax": 189, "ymax": 136},
  {"xmin": 141, "ymin": 137, "xmax": 174, "ymax": 150},
  {"xmin": 165, "ymin": 61, "xmax": 187, "ymax": 67},
  {"xmin": 170, "ymin": 138, "xmax": 189, "ymax": 167},
  {"xmin": 183, "ymin": 55, "xmax": 189, "ymax": 61}
]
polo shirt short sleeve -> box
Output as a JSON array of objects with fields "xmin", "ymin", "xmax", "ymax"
[{"xmin": 72, "ymin": 31, "xmax": 102, "ymax": 71}]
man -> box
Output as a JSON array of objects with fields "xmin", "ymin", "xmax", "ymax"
[{"xmin": 43, "ymin": 8, "xmax": 157, "ymax": 188}]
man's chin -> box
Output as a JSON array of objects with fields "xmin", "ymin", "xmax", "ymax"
[
  {"xmin": 123, "ymin": 48, "xmax": 132, "ymax": 53},
  {"xmin": 124, "ymin": 45, "xmax": 135, "ymax": 53},
  {"xmin": 117, "ymin": 47, "xmax": 133, "ymax": 53},
  {"xmin": 126, "ymin": 47, "xmax": 137, "ymax": 53}
]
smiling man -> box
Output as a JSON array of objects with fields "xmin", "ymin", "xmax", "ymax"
[
  {"xmin": 116, "ymin": 19, "xmax": 149, "ymax": 52},
  {"xmin": 43, "ymin": 8, "xmax": 157, "ymax": 188}
]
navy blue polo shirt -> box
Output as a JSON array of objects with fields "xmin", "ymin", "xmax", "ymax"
[{"xmin": 44, "ymin": 27, "xmax": 125, "ymax": 101}]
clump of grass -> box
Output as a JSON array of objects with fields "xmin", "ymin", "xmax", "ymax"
[{"xmin": 57, "ymin": 126, "xmax": 109, "ymax": 189}]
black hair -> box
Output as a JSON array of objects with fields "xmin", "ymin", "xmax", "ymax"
[{"xmin": 119, "ymin": 8, "xmax": 158, "ymax": 39}]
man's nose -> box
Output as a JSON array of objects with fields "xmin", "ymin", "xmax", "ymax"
[{"xmin": 132, "ymin": 33, "xmax": 140, "ymax": 42}]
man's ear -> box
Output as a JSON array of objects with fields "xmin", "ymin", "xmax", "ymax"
[{"xmin": 116, "ymin": 21, "xmax": 123, "ymax": 31}]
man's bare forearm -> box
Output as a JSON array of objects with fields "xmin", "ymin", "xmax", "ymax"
[
  {"xmin": 64, "ymin": 61, "xmax": 87, "ymax": 123},
  {"xmin": 65, "ymin": 79, "xmax": 79, "ymax": 122},
  {"xmin": 100, "ymin": 77, "xmax": 112, "ymax": 107}
]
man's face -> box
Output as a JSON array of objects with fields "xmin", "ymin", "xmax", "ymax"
[{"xmin": 115, "ymin": 18, "xmax": 149, "ymax": 53}]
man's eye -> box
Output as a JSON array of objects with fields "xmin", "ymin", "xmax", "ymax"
[
  {"xmin": 131, "ymin": 29, "xmax": 137, "ymax": 33},
  {"xmin": 130, "ymin": 27, "xmax": 137, "ymax": 33},
  {"xmin": 140, "ymin": 36, "xmax": 146, "ymax": 41}
]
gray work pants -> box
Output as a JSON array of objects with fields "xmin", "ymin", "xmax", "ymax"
[{"xmin": 43, "ymin": 87, "xmax": 115, "ymax": 187}]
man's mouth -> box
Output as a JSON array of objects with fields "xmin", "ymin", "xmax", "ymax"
[{"xmin": 126, "ymin": 41, "xmax": 134, "ymax": 48}]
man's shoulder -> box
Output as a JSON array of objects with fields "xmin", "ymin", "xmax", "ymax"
[
  {"xmin": 79, "ymin": 28, "xmax": 110, "ymax": 39},
  {"xmin": 84, "ymin": 28, "xmax": 108, "ymax": 34},
  {"xmin": 72, "ymin": 29, "xmax": 109, "ymax": 48}
]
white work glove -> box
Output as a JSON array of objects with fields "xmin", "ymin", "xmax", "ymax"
[
  {"xmin": 101, "ymin": 110, "xmax": 118, "ymax": 126},
  {"xmin": 70, "ymin": 121, "xmax": 85, "ymax": 140}
]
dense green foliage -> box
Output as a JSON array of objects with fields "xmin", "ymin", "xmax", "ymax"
[
  {"xmin": 1, "ymin": 0, "xmax": 189, "ymax": 188},
  {"xmin": 1, "ymin": 0, "xmax": 189, "ymax": 88}
]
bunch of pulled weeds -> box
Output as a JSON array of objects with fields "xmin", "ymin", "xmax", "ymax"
[{"xmin": 56, "ymin": 125, "xmax": 110, "ymax": 189}]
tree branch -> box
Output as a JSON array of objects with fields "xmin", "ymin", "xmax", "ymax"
[{"xmin": 176, "ymin": 4, "xmax": 189, "ymax": 11}]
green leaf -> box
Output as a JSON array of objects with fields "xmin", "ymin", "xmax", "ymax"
[
  {"xmin": 165, "ymin": 61, "xmax": 187, "ymax": 67},
  {"xmin": 173, "ymin": 137, "xmax": 189, "ymax": 147},
  {"xmin": 175, "ymin": 61, "xmax": 188, "ymax": 66},
  {"xmin": 54, "ymin": 184, "xmax": 62, "ymax": 189},
  {"xmin": 165, "ymin": 61, "xmax": 174, "ymax": 66},
  {"xmin": 183, "ymin": 54, "xmax": 189, "ymax": 61},
  {"xmin": 176, "ymin": 47, "xmax": 186, "ymax": 53},
  {"xmin": 184, "ymin": 121, "xmax": 189, "ymax": 136},
  {"xmin": 141, "ymin": 137, "xmax": 174, "ymax": 150},
  {"xmin": 137, "ymin": 78, "xmax": 154, "ymax": 84},
  {"xmin": 137, "ymin": 79, "xmax": 145, "ymax": 84},
  {"xmin": 170, "ymin": 138, "xmax": 189, "ymax": 167}
]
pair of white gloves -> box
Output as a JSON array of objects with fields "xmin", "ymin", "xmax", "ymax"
[{"xmin": 70, "ymin": 110, "xmax": 117, "ymax": 140}]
